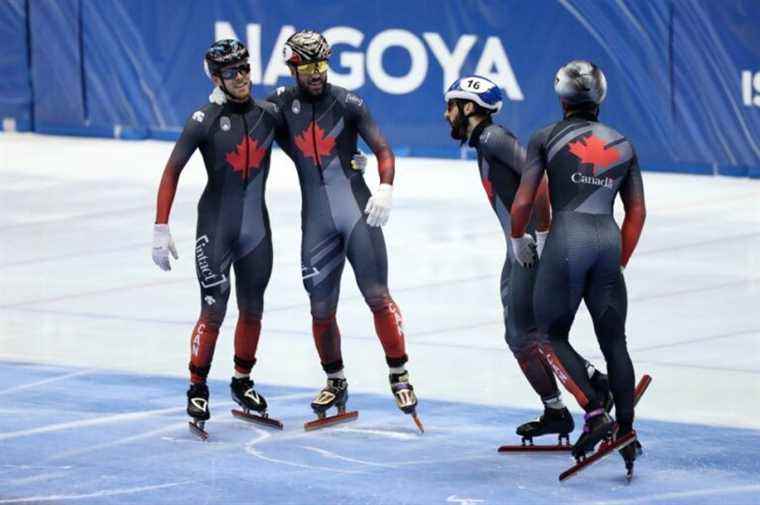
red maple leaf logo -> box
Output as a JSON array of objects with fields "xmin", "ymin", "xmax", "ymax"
[
  {"xmin": 568, "ymin": 134, "xmax": 620, "ymax": 175},
  {"xmin": 225, "ymin": 136, "xmax": 267, "ymax": 179},
  {"xmin": 481, "ymin": 178, "xmax": 494, "ymax": 201},
  {"xmin": 294, "ymin": 121, "xmax": 335, "ymax": 165}
]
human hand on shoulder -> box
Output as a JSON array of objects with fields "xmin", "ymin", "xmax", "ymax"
[{"xmin": 209, "ymin": 87, "xmax": 226, "ymax": 105}]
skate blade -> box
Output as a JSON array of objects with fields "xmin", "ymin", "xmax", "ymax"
[
  {"xmin": 188, "ymin": 420, "xmax": 209, "ymax": 441},
  {"xmin": 231, "ymin": 409, "xmax": 284, "ymax": 430},
  {"xmin": 625, "ymin": 464, "xmax": 635, "ymax": 482},
  {"xmin": 498, "ymin": 443, "xmax": 571, "ymax": 453},
  {"xmin": 303, "ymin": 410, "xmax": 358, "ymax": 431},
  {"xmin": 411, "ymin": 413, "xmax": 425, "ymax": 434},
  {"xmin": 499, "ymin": 434, "xmax": 571, "ymax": 452},
  {"xmin": 499, "ymin": 444, "xmax": 572, "ymax": 453},
  {"xmin": 634, "ymin": 374, "xmax": 652, "ymax": 407},
  {"xmin": 559, "ymin": 431, "xmax": 637, "ymax": 482}
]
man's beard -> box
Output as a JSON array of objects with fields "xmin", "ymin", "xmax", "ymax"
[
  {"xmin": 449, "ymin": 116, "xmax": 468, "ymax": 142},
  {"xmin": 300, "ymin": 76, "xmax": 327, "ymax": 97}
]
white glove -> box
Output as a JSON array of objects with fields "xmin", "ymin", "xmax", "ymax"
[
  {"xmin": 351, "ymin": 151, "xmax": 367, "ymax": 173},
  {"xmin": 209, "ymin": 86, "xmax": 227, "ymax": 105},
  {"xmin": 152, "ymin": 224, "xmax": 178, "ymax": 271},
  {"xmin": 510, "ymin": 234, "xmax": 537, "ymax": 268},
  {"xmin": 365, "ymin": 183, "xmax": 393, "ymax": 227},
  {"xmin": 535, "ymin": 230, "xmax": 549, "ymax": 258}
]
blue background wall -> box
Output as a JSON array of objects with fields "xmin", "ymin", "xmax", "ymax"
[{"xmin": 1, "ymin": 0, "xmax": 759, "ymax": 176}]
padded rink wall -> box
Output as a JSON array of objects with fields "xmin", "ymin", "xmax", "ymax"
[{"xmin": 0, "ymin": 0, "xmax": 758, "ymax": 176}]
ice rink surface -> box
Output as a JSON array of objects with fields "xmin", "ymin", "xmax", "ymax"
[{"xmin": 1, "ymin": 133, "xmax": 759, "ymax": 504}]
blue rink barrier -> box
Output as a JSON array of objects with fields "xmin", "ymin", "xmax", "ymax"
[
  {"xmin": 0, "ymin": 0, "xmax": 759, "ymax": 176},
  {"xmin": 2, "ymin": 361, "xmax": 760, "ymax": 505}
]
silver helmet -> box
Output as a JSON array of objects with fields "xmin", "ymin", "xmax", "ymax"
[{"xmin": 554, "ymin": 60, "xmax": 607, "ymax": 105}]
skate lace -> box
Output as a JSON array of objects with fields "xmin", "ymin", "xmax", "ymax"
[
  {"xmin": 188, "ymin": 383, "xmax": 209, "ymax": 398},
  {"xmin": 326, "ymin": 378, "xmax": 347, "ymax": 392}
]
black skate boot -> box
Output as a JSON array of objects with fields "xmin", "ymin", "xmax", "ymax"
[
  {"xmin": 390, "ymin": 371, "xmax": 424, "ymax": 433},
  {"xmin": 304, "ymin": 378, "xmax": 357, "ymax": 431},
  {"xmin": 187, "ymin": 382, "xmax": 210, "ymax": 440},
  {"xmin": 516, "ymin": 407, "xmax": 574, "ymax": 446},
  {"xmin": 616, "ymin": 423, "xmax": 641, "ymax": 480},
  {"xmin": 311, "ymin": 378, "xmax": 349, "ymax": 415},
  {"xmin": 230, "ymin": 377, "xmax": 283, "ymax": 430},
  {"xmin": 571, "ymin": 408, "xmax": 615, "ymax": 459},
  {"xmin": 230, "ymin": 377, "xmax": 268, "ymax": 414},
  {"xmin": 589, "ymin": 370, "xmax": 615, "ymax": 413}
]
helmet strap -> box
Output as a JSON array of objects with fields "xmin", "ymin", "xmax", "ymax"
[{"xmin": 216, "ymin": 74, "xmax": 250, "ymax": 103}]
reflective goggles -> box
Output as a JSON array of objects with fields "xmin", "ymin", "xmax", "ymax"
[
  {"xmin": 296, "ymin": 60, "xmax": 329, "ymax": 74},
  {"xmin": 218, "ymin": 63, "xmax": 251, "ymax": 80}
]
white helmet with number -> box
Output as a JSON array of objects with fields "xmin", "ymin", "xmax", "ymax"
[
  {"xmin": 554, "ymin": 60, "xmax": 607, "ymax": 105},
  {"xmin": 445, "ymin": 75, "xmax": 503, "ymax": 114}
]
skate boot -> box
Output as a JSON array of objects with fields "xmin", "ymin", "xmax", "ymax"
[
  {"xmin": 616, "ymin": 423, "xmax": 641, "ymax": 480},
  {"xmin": 304, "ymin": 378, "xmax": 357, "ymax": 431},
  {"xmin": 516, "ymin": 407, "xmax": 574, "ymax": 446},
  {"xmin": 230, "ymin": 377, "xmax": 268, "ymax": 414},
  {"xmin": 589, "ymin": 370, "xmax": 615, "ymax": 413},
  {"xmin": 571, "ymin": 408, "xmax": 615, "ymax": 459},
  {"xmin": 230, "ymin": 377, "xmax": 283, "ymax": 429},
  {"xmin": 311, "ymin": 378, "xmax": 349, "ymax": 416},
  {"xmin": 390, "ymin": 371, "xmax": 424, "ymax": 433},
  {"xmin": 187, "ymin": 382, "xmax": 210, "ymax": 440}
]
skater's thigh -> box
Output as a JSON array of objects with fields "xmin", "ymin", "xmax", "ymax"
[
  {"xmin": 233, "ymin": 236, "xmax": 273, "ymax": 317},
  {"xmin": 584, "ymin": 222, "xmax": 627, "ymax": 340},
  {"xmin": 585, "ymin": 265, "xmax": 628, "ymax": 348},
  {"xmin": 194, "ymin": 222, "xmax": 234, "ymax": 319},
  {"xmin": 301, "ymin": 224, "xmax": 346, "ymax": 317},
  {"xmin": 533, "ymin": 229, "xmax": 583, "ymax": 338},
  {"xmin": 345, "ymin": 220, "xmax": 390, "ymax": 302},
  {"xmin": 505, "ymin": 257, "xmax": 540, "ymax": 352}
]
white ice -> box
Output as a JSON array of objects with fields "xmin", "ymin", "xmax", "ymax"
[{"xmin": 0, "ymin": 132, "xmax": 758, "ymax": 429}]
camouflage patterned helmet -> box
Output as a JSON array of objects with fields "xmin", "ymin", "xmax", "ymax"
[
  {"xmin": 204, "ymin": 39, "xmax": 249, "ymax": 76},
  {"xmin": 283, "ymin": 30, "xmax": 331, "ymax": 65},
  {"xmin": 554, "ymin": 60, "xmax": 607, "ymax": 105}
]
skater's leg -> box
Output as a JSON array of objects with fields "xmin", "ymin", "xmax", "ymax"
[
  {"xmin": 345, "ymin": 222, "xmax": 407, "ymax": 367},
  {"xmin": 300, "ymin": 227, "xmax": 351, "ymax": 413},
  {"xmin": 345, "ymin": 221, "xmax": 417, "ymax": 414},
  {"xmin": 189, "ymin": 232, "xmax": 233, "ymax": 385},
  {"xmin": 186, "ymin": 226, "xmax": 234, "ymax": 423},
  {"xmin": 503, "ymin": 255, "xmax": 563, "ymax": 408},
  {"xmin": 232, "ymin": 237, "xmax": 272, "ymax": 377},
  {"xmin": 228, "ymin": 237, "xmax": 273, "ymax": 413},
  {"xmin": 585, "ymin": 257, "xmax": 635, "ymax": 431},
  {"xmin": 533, "ymin": 224, "xmax": 602, "ymax": 412},
  {"xmin": 302, "ymin": 229, "xmax": 347, "ymax": 375}
]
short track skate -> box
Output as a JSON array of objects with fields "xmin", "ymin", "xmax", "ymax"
[
  {"xmin": 390, "ymin": 371, "xmax": 424, "ymax": 434},
  {"xmin": 187, "ymin": 382, "xmax": 210, "ymax": 441},
  {"xmin": 229, "ymin": 377, "xmax": 283, "ymax": 430},
  {"xmin": 558, "ymin": 374, "xmax": 652, "ymax": 482},
  {"xmin": 499, "ymin": 407, "xmax": 574, "ymax": 452},
  {"xmin": 304, "ymin": 378, "xmax": 359, "ymax": 431}
]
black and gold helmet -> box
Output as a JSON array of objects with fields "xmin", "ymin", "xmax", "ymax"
[{"xmin": 283, "ymin": 30, "xmax": 331, "ymax": 65}]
